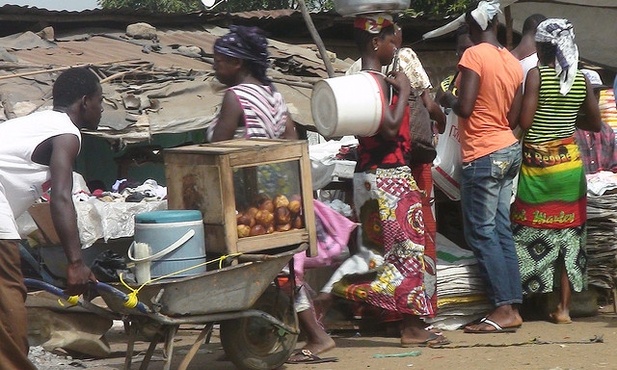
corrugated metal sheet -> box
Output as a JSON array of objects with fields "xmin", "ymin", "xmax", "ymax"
[
  {"xmin": 0, "ymin": 19, "xmax": 354, "ymax": 144},
  {"xmin": 0, "ymin": 6, "xmax": 456, "ymax": 146}
]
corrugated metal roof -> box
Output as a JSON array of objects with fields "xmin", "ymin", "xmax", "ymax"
[
  {"xmin": 0, "ymin": 6, "xmax": 457, "ymax": 146},
  {"xmin": 0, "ymin": 18, "xmax": 354, "ymax": 144}
]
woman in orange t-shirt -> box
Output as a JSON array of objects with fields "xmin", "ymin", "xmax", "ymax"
[{"xmin": 440, "ymin": 0, "xmax": 524, "ymax": 334}]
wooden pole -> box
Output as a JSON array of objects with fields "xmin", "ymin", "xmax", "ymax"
[
  {"xmin": 505, "ymin": 5, "xmax": 513, "ymax": 50},
  {"xmin": 0, "ymin": 59, "xmax": 139, "ymax": 81},
  {"xmin": 296, "ymin": 0, "xmax": 335, "ymax": 78},
  {"xmin": 99, "ymin": 64, "xmax": 150, "ymax": 84}
]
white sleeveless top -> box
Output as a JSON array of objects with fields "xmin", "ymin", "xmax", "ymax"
[
  {"xmin": 519, "ymin": 53, "xmax": 539, "ymax": 93},
  {"xmin": 0, "ymin": 110, "xmax": 81, "ymax": 238}
]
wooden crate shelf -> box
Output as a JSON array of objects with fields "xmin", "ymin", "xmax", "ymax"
[{"xmin": 164, "ymin": 139, "xmax": 317, "ymax": 256}]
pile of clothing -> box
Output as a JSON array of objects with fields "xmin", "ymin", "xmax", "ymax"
[{"xmin": 88, "ymin": 178, "xmax": 167, "ymax": 203}]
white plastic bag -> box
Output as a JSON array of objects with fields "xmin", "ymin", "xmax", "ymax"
[{"xmin": 432, "ymin": 111, "xmax": 462, "ymax": 201}]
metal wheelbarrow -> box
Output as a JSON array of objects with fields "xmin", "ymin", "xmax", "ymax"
[{"xmin": 25, "ymin": 243, "xmax": 306, "ymax": 370}]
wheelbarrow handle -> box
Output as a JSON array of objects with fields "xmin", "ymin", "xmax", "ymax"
[
  {"xmin": 24, "ymin": 278, "xmax": 150, "ymax": 315},
  {"xmin": 23, "ymin": 278, "xmax": 120, "ymax": 319},
  {"xmin": 95, "ymin": 281, "xmax": 151, "ymax": 314}
]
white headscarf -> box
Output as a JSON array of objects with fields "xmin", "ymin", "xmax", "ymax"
[
  {"xmin": 471, "ymin": 1, "xmax": 502, "ymax": 31},
  {"xmin": 535, "ymin": 18, "xmax": 579, "ymax": 95}
]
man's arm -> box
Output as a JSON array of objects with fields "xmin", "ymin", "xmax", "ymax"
[
  {"xmin": 507, "ymin": 85, "xmax": 523, "ymax": 130},
  {"xmin": 48, "ymin": 134, "xmax": 96, "ymax": 296}
]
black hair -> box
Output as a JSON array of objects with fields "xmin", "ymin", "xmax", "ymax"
[
  {"xmin": 353, "ymin": 24, "xmax": 396, "ymax": 53},
  {"xmin": 456, "ymin": 24, "xmax": 470, "ymax": 38},
  {"xmin": 537, "ymin": 41, "xmax": 557, "ymax": 66},
  {"xmin": 522, "ymin": 14, "xmax": 547, "ymax": 35},
  {"xmin": 53, "ymin": 67, "xmax": 100, "ymax": 108},
  {"xmin": 247, "ymin": 61, "xmax": 271, "ymax": 86},
  {"xmin": 455, "ymin": 24, "xmax": 472, "ymax": 57}
]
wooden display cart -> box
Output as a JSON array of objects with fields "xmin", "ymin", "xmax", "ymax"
[{"xmin": 164, "ymin": 139, "xmax": 317, "ymax": 256}]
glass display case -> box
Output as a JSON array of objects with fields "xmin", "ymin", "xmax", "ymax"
[{"xmin": 164, "ymin": 139, "xmax": 316, "ymax": 255}]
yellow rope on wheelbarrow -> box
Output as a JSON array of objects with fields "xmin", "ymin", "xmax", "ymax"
[
  {"xmin": 58, "ymin": 295, "xmax": 79, "ymax": 307},
  {"xmin": 118, "ymin": 253, "xmax": 243, "ymax": 309}
]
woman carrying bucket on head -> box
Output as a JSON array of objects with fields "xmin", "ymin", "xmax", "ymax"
[{"xmin": 328, "ymin": 13, "xmax": 449, "ymax": 348}]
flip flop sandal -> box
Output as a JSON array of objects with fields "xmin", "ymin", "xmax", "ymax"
[
  {"xmin": 286, "ymin": 349, "xmax": 339, "ymax": 364},
  {"xmin": 401, "ymin": 332, "xmax": 451, "ymax": 348},
  {"xmin": 424, "ymin": 324, "xmax": 443, "ymax": 336},
  {"xmin": 464, "ymin": 318, "xmax": 518, "ymax": 334}
]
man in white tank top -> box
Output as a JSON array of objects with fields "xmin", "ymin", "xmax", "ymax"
[
  {"xmin": 0, "ymin": 67, "xmax": 103, "ymax": 370},
  {"xmin": 510, "ymin": 14, "xmax": 547, "ymax": 93}
]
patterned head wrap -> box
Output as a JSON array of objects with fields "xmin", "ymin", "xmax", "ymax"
[
  {"xmin": 214, "ymin": 25, "xmax": 269, "ymax": 70},
  {"xmin": 470, "ymin": 0, "xmax": 501, "ymax": 31},
  {"xmin": 354, "ymin": 13, "xmax": 394, "ymax": 34},
  {"xmin": 535, "ymin": 18, "xmax": 579, "ymax": 95}
]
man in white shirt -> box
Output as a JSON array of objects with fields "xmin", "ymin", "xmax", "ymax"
[
  {"xmin": 510, "ymin": 14, "xmax": 546, "ymax": 92},
  {"xmin": 0, "ymin": 67, "xmax": 103, "ymax": 370}
]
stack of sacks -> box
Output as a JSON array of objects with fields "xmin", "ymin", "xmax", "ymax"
[
  {"xmin": 425, "ymin": 233, "xmax": 491, "ymax": 331},
  {"xmin": 600, "ymin": 89, "xmax": 617, "ymax": 131},
  {"xmin": 586, "ymin": 194, "xmax": 617, "ymax": 292}
]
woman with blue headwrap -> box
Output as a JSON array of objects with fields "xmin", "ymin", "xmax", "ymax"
[
  {"xmin": 511, "ymin": 18, "xmax": 601, "ymax": 325},
  {"xmin": 207, "ymin": 25, "xmax": 297, "ymax": 142},
  {"xmin": 208, "ymin": 26, "xmax": 339, "ymax": 364}
]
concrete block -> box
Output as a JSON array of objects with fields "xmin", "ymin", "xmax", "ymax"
[{"xmin": 27, "ymin": 307, "xmax": 113, "ymax": 358}]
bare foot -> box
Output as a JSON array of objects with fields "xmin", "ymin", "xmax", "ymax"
[
  {"xmin": 464, "ymin": 305, "xmax": 523, "ymax": 332},
  {"xmin": 548, "ymin": 310, "xmax": 572, "ymax": 324},
  {"xmin": 292, "ymin": 337, "xmax": 336, "ymax": 360},
  {"xmin": 401, "ymin": 332, "xmax": 450, "ymax": 347},
  {"xmin": 400, "ymin": 316, "xmax": 447, "ymax": 345}
]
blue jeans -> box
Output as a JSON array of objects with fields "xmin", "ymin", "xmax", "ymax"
[{"xmin": 461, "ymin": 142, "xmax": 522, "ymax": 307}]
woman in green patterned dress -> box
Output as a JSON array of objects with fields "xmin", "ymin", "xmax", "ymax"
[{"xmin": 510, "ymin": 18, "xmax": 601, "ymax": 324}]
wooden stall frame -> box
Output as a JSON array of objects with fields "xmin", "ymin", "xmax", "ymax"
[{"xmin": 164, "ymin": 139, "xmax": 317, "ymax": 256}]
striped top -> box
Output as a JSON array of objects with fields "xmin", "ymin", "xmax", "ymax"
[
  {"xmin": 524, "ymin": 66, "xmax": 586, "ymax": 144},
  {"xmin": 228, "ymin": 84, "xmax": 289, "ymax": 139}
]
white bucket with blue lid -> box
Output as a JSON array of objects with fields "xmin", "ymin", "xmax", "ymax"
[{"xmin": 129, "ymin": 210, "xmax": 206, "ymax": 283}]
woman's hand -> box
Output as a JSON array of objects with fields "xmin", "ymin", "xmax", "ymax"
[
  {"xmin": 385, "ymin": 71, "xmax": 411, "ymax": 100},
  {"xmin": 379, "ymin": 71, "xmax": 411, "ymax": 140}
]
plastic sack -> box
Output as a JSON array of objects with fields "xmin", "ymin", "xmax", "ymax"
[
  {"xmin": 90, "ymin": 250, "xmax": 134, "ymax": 283},
  {"xmin": 293, "ymin": 199, "xmax": 358, "ymax": 280},
  {"xmin": 432, "ymin": 111, "xmax": 462, "ymax": 201}
]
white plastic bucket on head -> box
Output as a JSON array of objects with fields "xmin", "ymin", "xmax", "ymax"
[
  {"xmin": 332, "ymin": 0, "xmax": 411, "ymax": 16},
  {"xmin": 129, "ymin": 210, "xmax": 206, "ymax": 283},
  {"xmin": 311, "ymin": 71, "xmax": 385, "ymax": 138}
]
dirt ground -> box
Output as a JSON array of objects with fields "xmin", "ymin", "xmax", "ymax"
[{"xmin": 76, "ymin": 306, "xmax": 617, "ymax": 370}]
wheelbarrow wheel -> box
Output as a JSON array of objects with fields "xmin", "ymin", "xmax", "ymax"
[{"xmin": 220, "ymin": 285, "xmax": 298, "ymax": 370}]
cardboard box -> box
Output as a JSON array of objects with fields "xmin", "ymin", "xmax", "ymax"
[
  {"xmin": 28, "ymin": 203, "xmax": 61, "ymax": 245},
  {"xmin": 164, "ymin": 139, "xmax": 317, "ymax": 256}
]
